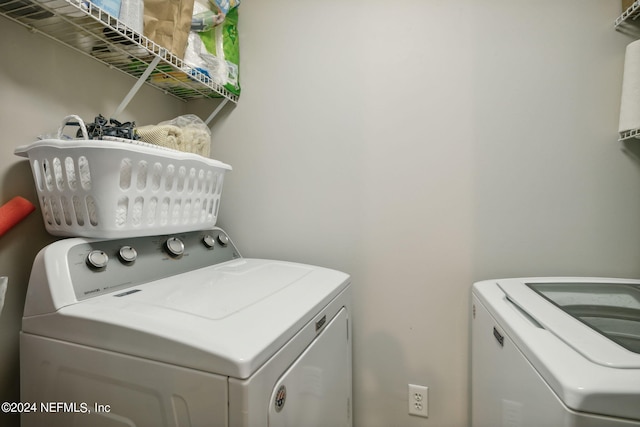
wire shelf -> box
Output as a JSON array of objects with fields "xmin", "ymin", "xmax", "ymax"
[
  {"xmin": 616, "ymin": 1, "xmax": 640, "ymax": 37},
  {"xmin": 0, "ymin": 0, "xmax": 239, "ymax": 104},
  {"xmin": 619, "ymin": 128, "xmax": 640, "ymax": 141}
]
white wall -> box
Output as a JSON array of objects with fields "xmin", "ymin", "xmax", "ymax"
[
  {"xmin": 1, "ymin": 0, "xmax": 638, "ymax": 426},
  {"xmin": 204, "ymin": 1, "xmax": 640, "ymax": 426}
]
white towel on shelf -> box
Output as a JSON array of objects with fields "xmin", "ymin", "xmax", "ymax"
[{"xmin": 619, "ymin": 39, "xmax": 640, "ymax": 133}]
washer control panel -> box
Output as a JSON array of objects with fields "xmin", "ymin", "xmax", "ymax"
[{"xmin": 68, "ymin": 228, "xmax": 241, "ymax": 300}]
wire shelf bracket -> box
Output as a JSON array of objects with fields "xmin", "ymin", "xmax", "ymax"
[{"xmin": 112, "ymin": 55, "xmax": 162, "ymax": 119}]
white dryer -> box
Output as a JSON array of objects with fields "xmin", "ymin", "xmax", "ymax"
[
  {"xmin": 472, "ymin": 277, "xmax": 640, "ymax": 427},
  {"xmin": 20, "ymin": 227, "xmax": 352, "ymax": 427}
]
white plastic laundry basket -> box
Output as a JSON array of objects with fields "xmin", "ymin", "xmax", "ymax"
[{"xmin": 15, "ymin": 116, "xmax": 232, "ymax": 238}]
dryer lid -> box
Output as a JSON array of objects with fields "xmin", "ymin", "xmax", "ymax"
[{"xmin": 22, "ymin": 258, "xmax": 351, "ymax": 379}]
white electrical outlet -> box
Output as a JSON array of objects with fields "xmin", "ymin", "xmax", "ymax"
[{"xmin": 408, "ymin": 384, "xmax": 428, "ymax": 418}]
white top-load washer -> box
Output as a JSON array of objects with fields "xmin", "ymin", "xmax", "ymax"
[
  {"xmin": 471, "ymin": 277, "xmax": 640, "ymax": 427},
  {"xmin": 20, "ymin": 227, "xmax": 352, "ymax": 427}
]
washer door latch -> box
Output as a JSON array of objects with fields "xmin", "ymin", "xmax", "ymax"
[{"xmin": 493, "ymin": 327, "xmax": 504, "ymax": 347}]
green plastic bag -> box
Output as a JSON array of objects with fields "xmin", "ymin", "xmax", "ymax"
[{"xmin": 198, "ymin": 7, "xmax": 240, "ymax": 96}]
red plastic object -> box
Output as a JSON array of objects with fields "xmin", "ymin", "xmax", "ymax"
[{"xmin": 0, "ymin": 196, "xmax": 36, "ymax": 237}]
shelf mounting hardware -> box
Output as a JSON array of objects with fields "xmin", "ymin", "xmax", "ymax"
[
  {"xmin": 112, "ymin": 56, "xmax": 162, "ymax": 119},
  {"xmin": 205, "ymin": 99, "xmax": 230, "ymax": 126}
]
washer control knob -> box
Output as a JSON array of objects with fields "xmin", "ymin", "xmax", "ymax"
[
  {"xmin": 86, "ymin": 250, "xmax": 109, "ymax": 270},
  {"xmin": 165, "ymin": 237, "xmax": 185, "ymax": 257},
  {"xmin": 118, "ymin": 246, "xmax": 137, "ymax": 264},
  {"xmin": 203, "ymin": 234, "xmax": 216, "ymax": 249},
  {"xmin": 217, "ymin": 234, "xmax": 229, "ymax": 247}
]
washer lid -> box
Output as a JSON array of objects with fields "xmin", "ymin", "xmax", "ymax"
[
  {"xmin": 499, "ymin": 278, "xmax": 640, "ymax": 369},
  {"xmin": 22, "ymin": 258, "xmax": 351, "ymax": 379},
  {"xmin": 473, "ymin": 277, "xmax": 640, "ymax": 421},
  {"xmin": 528, "ymin": 282, "xmax": 640, "ymax": 357}
]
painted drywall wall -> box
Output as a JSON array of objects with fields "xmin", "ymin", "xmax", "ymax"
[
  {"xmin": 202, "ymin": 0, "xmax": 640, "ymax": 426},
  {"xmin": 0, "ymin": 19, "xmax": 187, "ymax": 426}
]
